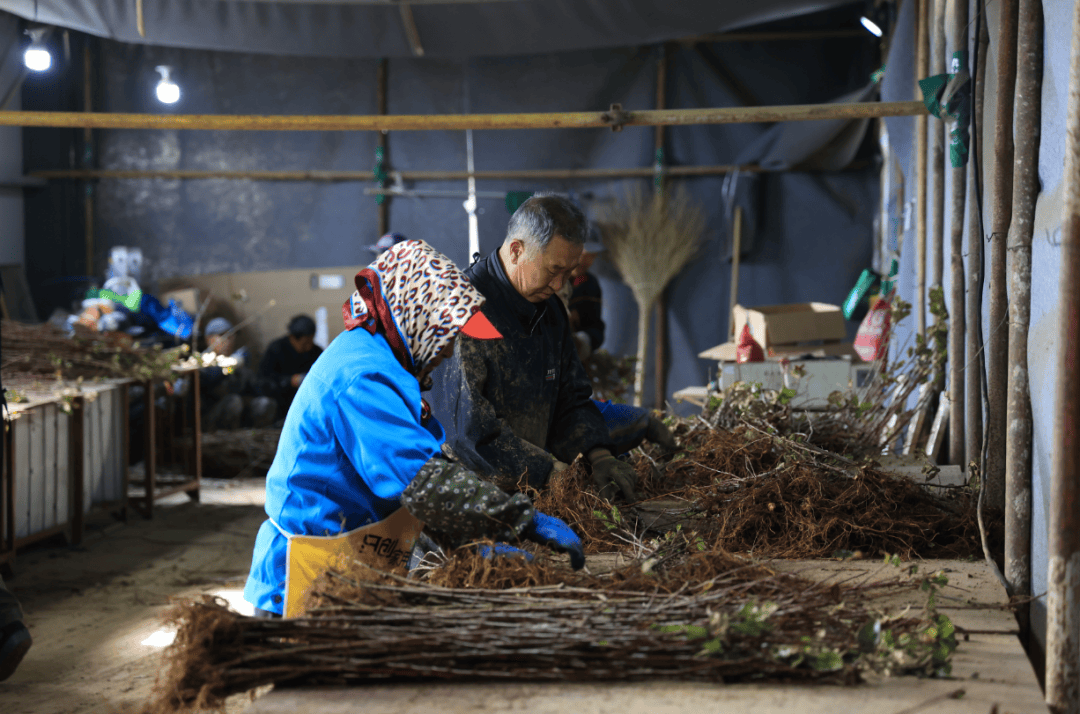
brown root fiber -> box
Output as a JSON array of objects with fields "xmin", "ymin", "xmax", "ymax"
[{"xmin": 531, "ymin": 424, "xmax": 996, "ymax": 560}]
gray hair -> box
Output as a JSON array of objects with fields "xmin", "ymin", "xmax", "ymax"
[{"xmin": 504, "ymin": 193, "xmax": 588, "ymax": 258}]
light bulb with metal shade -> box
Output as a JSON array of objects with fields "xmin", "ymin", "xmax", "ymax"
[
  {"xmin": 860, "ymin": 16, "xmax": 883, "ymax": 37},
  {"xmin": 23, "ymin": 27, "xmax": 52, "ymax": 72},
  {"xmin": 154, "ymin": 65, "xmax": 180, "ymax": 104}
]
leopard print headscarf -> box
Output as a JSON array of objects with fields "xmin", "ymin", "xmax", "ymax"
[{"xmin": 342, "ymin": 240, "xmax": 484, "ymax": 374}]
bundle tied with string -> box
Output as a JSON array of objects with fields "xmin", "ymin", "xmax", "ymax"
[{"xmin": 593, "ymin": 184, "xmax": 704, "ymax": 406}]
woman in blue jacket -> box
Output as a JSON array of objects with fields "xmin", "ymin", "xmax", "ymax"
[{"xmin": 244, "ymin": 240, "xmax": 583, "ymax": 618}]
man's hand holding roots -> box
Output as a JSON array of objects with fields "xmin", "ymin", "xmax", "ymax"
[{"xmin": 588, "ymin": 448, "xmax": 638, "ymax": 503}]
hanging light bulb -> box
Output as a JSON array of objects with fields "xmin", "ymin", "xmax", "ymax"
[
  {"xmin": 155, "ymin": 65, "xmax": 180, "ymax": 104},
  {"xmin": 23, "ymin": 27, "xmax": 52, "ymax": 72},
  {"xmin": 860, "ymin": 16, "xmax": 883, "ymax": 38}
]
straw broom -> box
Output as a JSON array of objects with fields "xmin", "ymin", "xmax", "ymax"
[{"xmin": 594, "ymin": 184, "xmax": 705, "ymax": 406}]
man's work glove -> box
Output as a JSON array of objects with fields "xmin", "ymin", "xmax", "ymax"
[
  {"xmin": 589, "ymin": 451, "xmax": 638, "ymax": 503},
  {"xmin": 524, "ymin": 511, "xmax": 586, "ymax": 570},
  {"xmin": 646, "ymin": 415, "xmax": 678, "ymax": 452},
  {"xmin": 477, "ymin": 543, "xmax": 534, "ymax": 562}
]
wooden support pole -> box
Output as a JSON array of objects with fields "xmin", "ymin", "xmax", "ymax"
[
  {"xmin": 947, "ymin": 0, "xmax": 968, "ymax": 468},
  {"xmin": 965, "ymin": 0, "xmax": 989, "ymax": 479},
  {"xmin": 0, "ymin": 101, "xmax": 927, "ymax": 132},
  {"xmin": 376, "ymin": 57, "xmax": 389, "ymax": 236},
  {"xmin": 1047, "ymin": 1, "xmax": 1080, "ymax": 708},
  {"xmin": 83, "ymin": 40, "xmax": 95, "ymax": 280},
  {"xmin": 654, "ymin": 44, "xmax": 669, "ymax": 410},
  {"xmin": 1005, "ymin": 0, "xmax": 1043, "ymax": 636},
  {"xmin": 729, "ymin": 206, "xmax": 743, "ymax": 339},
  {"xmin": 930, "ymin": 0, "xmax": 946, "ymax": 302},
  {"xmin": 987, "ymin": 0, "xmax": 1019, "ymax": 512},
  {"xmin": 915, "ymin": 0, "xmax": 930, "ymax": 337}
]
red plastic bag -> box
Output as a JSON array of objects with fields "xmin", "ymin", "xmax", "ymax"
[
  {"xmin": 854, "ymin": 292, "xmax": 893, "ymax": 362},
  {"xmin": 736, "ymin": 323, "xmax": 765, "ymax": 363}
]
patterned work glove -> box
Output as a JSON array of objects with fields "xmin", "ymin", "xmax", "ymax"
[
  {"xmin": 589, "ymin": 453, "xmax": 638, "ymax": 503},
  {"xmin": 477, "ymin": 543, "xmax": 534, "ymax": 563},
  {"xmin": 524, "ymin": 511, "xmax": 586, "ymax": 570}
]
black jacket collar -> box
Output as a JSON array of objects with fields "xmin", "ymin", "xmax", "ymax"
[{"xmin": 467, "ymin": 249, "xmax": 548, "ymax": 333}]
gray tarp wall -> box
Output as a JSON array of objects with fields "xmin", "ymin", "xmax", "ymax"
[
  {"xmin": 882, "ymin": 0, "xmax": 1068, "ymax": 670},
  {"xmin": 0, "ymin": 11, "xmax": 23, "ymax": 267},
  {"xmin": 13, "ymin": 9, "xmax": 879, "ymax": 413}
]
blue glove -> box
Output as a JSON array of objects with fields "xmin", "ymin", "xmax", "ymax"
[
  {"xmin": 524, "ymin": 511, "xmax": 586, "ymax": 570},
  {"xmin": 477, "ymin": 543, "xmax": 534, "ymax": 562}
]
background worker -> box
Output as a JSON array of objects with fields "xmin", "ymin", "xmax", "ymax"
[
  {"xmin": 434, "ymin": 193, "xmax": 639, "ymax": 503},
  {"xmin": 557, "ymin": 236, "xmax": 679, "ymax": 456},
  {"xmin": 200, "ymin": 317, "xmax": 276, "ymax": 430},
  {"xmin": 257, "ymin": 314, "xmax": 323, "ymax": 423},
  {"xmin": 244, "ymin": 240, "xmax": 585, "ymax": 618}
]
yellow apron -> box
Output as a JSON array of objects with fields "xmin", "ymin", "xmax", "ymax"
[{"xmin": 275, "ymin": 507, "xmax": 425, "ymax": 618}]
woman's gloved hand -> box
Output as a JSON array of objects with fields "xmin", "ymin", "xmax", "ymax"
[
  {"xmin": 524, "ymin": 511, "xmax": 586, "ymax": 570},
  {"xmin": 477, "ymin": 543, "xmax": 534, "ymax": 562},
  {"xmin": 645, "ymin": 415, "xmax": 678, "ymax": 452},
  {"xmin": 589, "ymin": 451, "xmax": 638, "ymax": 503}
]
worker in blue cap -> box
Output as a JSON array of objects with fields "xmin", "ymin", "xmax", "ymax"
[{"xmin": 367, "ymin": 232, "xmax": 409, "ymax": 255}]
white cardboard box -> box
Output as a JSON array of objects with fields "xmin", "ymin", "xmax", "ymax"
[{"xmin": 718, "ymin": 358, "xmax": 855, "ymax": 410}]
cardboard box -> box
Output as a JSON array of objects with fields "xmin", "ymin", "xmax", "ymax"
[
  {"xmin": 733, "ymin": 302, "xmax": 846, "ymax": 348},
  {"xmin": 717, "ymin": 358, "xmax": 854, "ymax": 410},
  {"xmin": 161, "ymin": 288, "xmax": 200, "ymax": 315}
]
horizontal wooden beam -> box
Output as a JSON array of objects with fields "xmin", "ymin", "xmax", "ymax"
[
  {"xmin": 1, "ymin": 101, "xmax": 925, "ymax": 132},
  {"xmin": 31, "ymin": 164, "xmax": 771, "ymax": 182}
]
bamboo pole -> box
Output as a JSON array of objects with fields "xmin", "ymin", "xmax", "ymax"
[
  {"xmin": 728, "ymin": 206, "xmax": 743, "ymax": 339},
  {"xmin": 30, "ymin": 164, "xmax": 774, "ymax": 182},
  {"xmin": 83, "ymin": 41, "xmax": 94, "ymax": 279},
  {"xmin": 915, "ymin": 0, "xmax": 930, "ymax": 337},
  {"xmin": 965, "ymin": 0, "xmax": 988, "ymax": 480},
  {"xmin": 930, "ymin": 0, "xmax": 946, "ymax": 293},
  {"xmin": 376, "ymin": 58, "xmax": 389, "ymax": 236},
  {"xmin": 1005, "ymin": 0, "xmax": 1043, "ymax": 635},
  {"xmin": 947, "ymin": 0, "xmax": 968, "ymax": 468},
  {"xmin": 1047, "ymin": 0, "xmax": 1080, "ymax": 708},
  {"xmin": 987, "ymin": 0, "xmax": 1019, "ymax": 512},
  {"xmin": 654, "ymin": 44, "xmax": 669, "ymax": 410},
  {"xmin": 0, "ymin": 102, "xmax": 927, "ymax": 132}
]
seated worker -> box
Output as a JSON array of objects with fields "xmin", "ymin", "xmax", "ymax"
[
  {"xmin": 566, "ymin": 235, "xmax": 606, "ymax": 362},
  {"xmin": 201, "ymin": 318, "xmax": 276, "ymax": 430},
  {"xmin": 257, "ymin": 315, "xmax": 323, "ymax": 422},
  {"xmin": 559, "ymin": 239, "xmax": 678, "ymax": 455},
  {"xmin": 434, "ymin": 193, "xmax": 639, "ymax": 503},
  {"xmin": 243, "ymin": 240, "xmax": 585, "ymax": 618}
]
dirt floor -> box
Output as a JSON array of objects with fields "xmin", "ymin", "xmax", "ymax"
[{"xmin": 0, "ymin": 478, "xmax": 271, "ymax": 714}]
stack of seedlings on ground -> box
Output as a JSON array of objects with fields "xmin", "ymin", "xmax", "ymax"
[
  {"xmin": 195, "ymin": 428, "xmax": 282, "ymax": 479},
  {"xmin": 146, "ymin": 533, "xmax": 959, "ymax": 713}
]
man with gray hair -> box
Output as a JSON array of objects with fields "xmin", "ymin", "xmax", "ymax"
[{"xmin": 434, "ymin": 193, "xmax": 638, "ymax": 502}]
